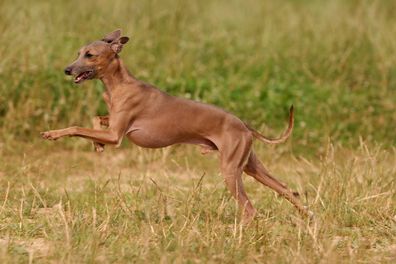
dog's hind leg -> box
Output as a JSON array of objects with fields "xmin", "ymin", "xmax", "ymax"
[
  {"xmin": 244, "ymin": 151, "xmax": 309, "ymax": 217},
  {"xmin": 218, "ymin": 132, "xmax": 256, "ymax": 224}
]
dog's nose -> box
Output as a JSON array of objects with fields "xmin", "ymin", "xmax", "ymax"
[{"xmin": 64, "ymin": 67, "xmax": 72, "ymax": 75}]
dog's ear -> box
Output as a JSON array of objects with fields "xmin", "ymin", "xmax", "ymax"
[
  {"xmin": 110, "ymin": 36, "xmax": 129, "ymax": 53},
  {"xmin": 102, "ymin": 29, "xmax": 122, "ymax": 43}
]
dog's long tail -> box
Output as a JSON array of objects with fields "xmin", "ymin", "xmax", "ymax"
[{"xmin": 246, "ymin": 105, "xmax": 294, "ymax": 144}]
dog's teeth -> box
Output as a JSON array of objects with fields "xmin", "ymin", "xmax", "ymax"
[{"xmin": 74, "ymin": 72, "xmax": 90, "ymax": 83}]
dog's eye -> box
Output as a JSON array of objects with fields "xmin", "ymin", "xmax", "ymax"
[{"xmin": 85, "ymin": 52, "xmax": 94, "ymax": 58}]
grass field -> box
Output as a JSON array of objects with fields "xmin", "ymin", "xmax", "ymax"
[{"xmin": 0, "ymin": 0, "xmax": 395, "ymax": 263}]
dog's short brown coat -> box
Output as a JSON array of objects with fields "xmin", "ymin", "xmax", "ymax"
[{"xmin": 42, "ymin": 30, "xmax": 310, "ymax": 223}]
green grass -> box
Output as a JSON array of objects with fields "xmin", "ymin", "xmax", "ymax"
[
  {"xmin": 1, "ymin": 0, "xmax": 395, "ymax": 153},
  {"xmin": 0, "ymin": 0, "xmax": 395, "ymax": 263}
]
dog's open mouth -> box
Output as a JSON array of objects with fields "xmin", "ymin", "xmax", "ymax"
[{"xmin": 74, "ymin": 70, "xmax": 94, "ymax": 83}]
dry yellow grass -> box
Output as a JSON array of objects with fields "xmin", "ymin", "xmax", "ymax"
[{"xmin": 0, "ymin": 141, "xmax": 394, "ymax": 263}]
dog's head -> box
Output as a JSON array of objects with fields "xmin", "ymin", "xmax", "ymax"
[{"xmin": 64, "ymin": 29, "xmax": 129, "ymax": 84}]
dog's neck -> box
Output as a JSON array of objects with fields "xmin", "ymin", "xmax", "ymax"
[{"xmin": 100, "ymin": 56, "xmax": 136, "ymax": 94}]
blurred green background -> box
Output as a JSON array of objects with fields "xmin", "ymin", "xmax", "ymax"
[{"xmin": 0, "ymin": 0, "xmax": 395, "ymax": 155}]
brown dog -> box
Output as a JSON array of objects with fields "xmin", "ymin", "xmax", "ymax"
[{"xmin": 41, "ymin": 29, "xmax": 310, "ymax": 223}]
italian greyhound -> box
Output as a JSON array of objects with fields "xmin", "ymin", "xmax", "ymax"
[{"xmin": 41, "ymin": 29, "xmax": 310, "ymax": 223}]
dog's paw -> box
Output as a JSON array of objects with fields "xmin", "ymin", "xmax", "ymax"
[
  {"xmin": 241, "ymin": 209, "xmax": 257, "ymax": 226},
  {"xmin": 41, "ymin": 131, "xmax": 61, "ymax": 140},
  {"xmin": 94, "ymin": 143, "xmax": 105, "ymax": 153}
]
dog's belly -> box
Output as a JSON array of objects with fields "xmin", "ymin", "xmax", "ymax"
[
  {"xmin": 126, "ymin": 127, "xmax": 217, "ymax": 150},
  {"xmin": 126, "ymin": 128, "xmax": 175, "ymax": 148}
]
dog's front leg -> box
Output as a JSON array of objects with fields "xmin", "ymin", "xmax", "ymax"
[
  {"xmin": 41, "ymin": 126, "xmax": 123, "ymax": 146},
  {"xmin": 92, "ymin": 115, "xmax": 109, "ymax": 152},
  {"xmin": 91, "ymin": 92, "xmax": 112, "ymax": 152},
  {"xmin": 42, "ymin": 112, "xmax": 130, "ymax": 146}
]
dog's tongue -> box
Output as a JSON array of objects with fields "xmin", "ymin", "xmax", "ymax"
[{"xmin": 74, "ymin": 72, "xmax": 87, "ymax": 83}]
